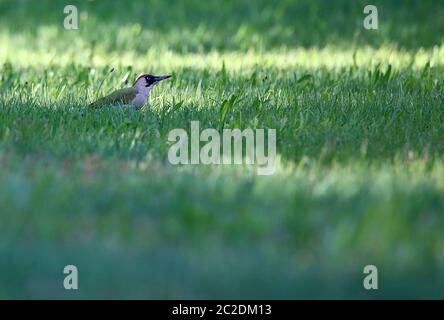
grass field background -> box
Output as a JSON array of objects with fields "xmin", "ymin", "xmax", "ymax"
[{"xmin": 1, "ymin": 0, "xmax": 444, "ymax": 298}]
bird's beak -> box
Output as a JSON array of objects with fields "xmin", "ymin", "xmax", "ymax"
[{"xmin": 155, "ymin": 75, "xmax": 171, "ymax": 82}]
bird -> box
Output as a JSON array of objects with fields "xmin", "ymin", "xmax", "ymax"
[{"xmin": 89, "ymin": 73, "xmax": 171, "ymax": 109}]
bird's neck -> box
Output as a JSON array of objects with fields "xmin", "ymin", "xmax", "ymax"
[{"xmin": 134, "ymin": 84, "xmax": 153, "ymax": 98}]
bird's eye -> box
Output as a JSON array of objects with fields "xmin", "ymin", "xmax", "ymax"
[{"xmin": 144, "ymin": 76, "xmax": 152, "ymax": 87}]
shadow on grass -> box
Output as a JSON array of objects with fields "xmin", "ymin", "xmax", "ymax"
[{"xmin": 0, "ymin": 0, "xmax": 443, "ymax": 52}]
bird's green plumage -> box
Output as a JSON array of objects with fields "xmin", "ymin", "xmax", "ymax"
[{"xmin": 89, "ymin": 87, "xmax": 138, "ymax": 108}]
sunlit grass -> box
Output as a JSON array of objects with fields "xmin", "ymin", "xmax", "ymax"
[
  {"xmin": 2, "ymin": 27, "xmax": 444, "ymax": 71},
  {"xmin": 1, "ymin": 0, "xmax": 444, "ymax": 298}
]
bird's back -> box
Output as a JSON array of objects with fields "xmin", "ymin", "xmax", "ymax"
[{"xmin": 89, "ymin": 87, "xmax": 137, "ymax": 108}]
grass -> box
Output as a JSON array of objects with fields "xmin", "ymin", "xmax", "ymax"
[{"xmin": 0, "ymin": 0, "xmax": 444, "ymax": 298}]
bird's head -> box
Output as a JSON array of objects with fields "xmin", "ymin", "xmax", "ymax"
[{"xmin": 133, "ymin": 73, "xmax": 171, "ymax": 92}]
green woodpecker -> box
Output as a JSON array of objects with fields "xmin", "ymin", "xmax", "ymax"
[{"xmin": 89, "ymin": 73, "xmax": 171, "ymax": 109}]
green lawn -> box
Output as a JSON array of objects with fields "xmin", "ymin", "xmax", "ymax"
[{"xmin": 0, "ymin": 0, "xmax": 444, "ymax": 298}]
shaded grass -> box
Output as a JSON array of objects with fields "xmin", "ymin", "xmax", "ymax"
[
  {"xmin": 0, "ymin": 0, "xmax": 444, "ymax": 298},
  {"xmin": 1, "ymin": 0, "xmax": 444, "ymax": 51}
]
